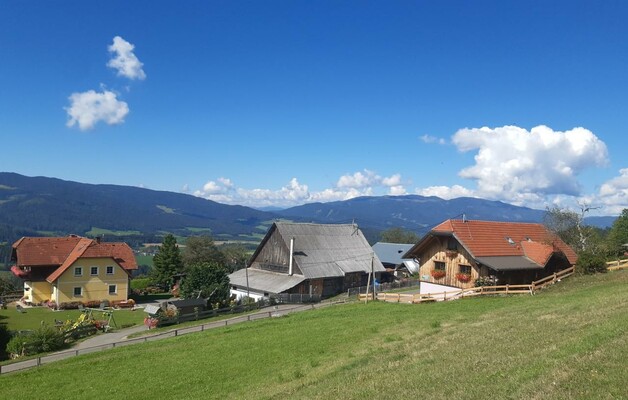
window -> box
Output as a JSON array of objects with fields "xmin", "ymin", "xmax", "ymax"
[
  {"xmin": 108, "ymin": 285, "xmax": 117, "ymax": 295},
  {"xmin": 106, "ymin": 266, "xmax": 114, "ymax": 275},
  {"xmin": 434, "ymin": 261, "xmax": 446, "ymax": 271},
  {"xmin": 74, "ymin": 267, "xmax": 82, "ymax": 276},
  {"xmin": 459, "ymin": 265, "xmax": 472, "ymax": 275},
  {"xmin": 90, "ymin": 266, "xmax": 99, "ymax": 276},
  {"xmin": 73, "ymin": 287, "xmax": 82, "ymax": 297}
]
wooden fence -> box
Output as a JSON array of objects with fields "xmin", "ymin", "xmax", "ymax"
[
  {"xmin": 359, "ymin": 266, "xmax": 576, "ymax": 303},
  {"xmin": 607, "ymin": 259, "xmax": 628, "ymax": 271}
]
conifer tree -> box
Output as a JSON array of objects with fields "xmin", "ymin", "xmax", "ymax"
[{"xmin": 151, "ymin": 234, "xmax": 184, "ymax": 288}]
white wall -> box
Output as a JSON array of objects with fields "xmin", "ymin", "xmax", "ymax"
[
  {"xmin": 230, "ymin": 287, "xmax": 265, "ymax": 301},
  {"xmin": 420, "ymin": 281, "xmax": 460, "ymax": 295}
]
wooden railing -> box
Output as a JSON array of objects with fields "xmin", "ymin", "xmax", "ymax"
[
  {"xmin": 606, "ymin": 259, "xmax": 628, "ymax": 271},
  {"xmin": 359, "ymin": 266, "xmax": 576, "ymax": 303}
]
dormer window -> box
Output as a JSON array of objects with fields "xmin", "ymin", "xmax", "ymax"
[{"xmin": 506, "ymin": 237, "xmax": 515, "ymax": 245}]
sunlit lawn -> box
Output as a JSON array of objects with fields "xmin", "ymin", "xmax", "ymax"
[
  {"xmin": 0, "ymin": 305, "xmax": 146, "ymax": 332},
  {"xmin": 1, "ymin": 271, "xmax": 627, "ymax": 399}
]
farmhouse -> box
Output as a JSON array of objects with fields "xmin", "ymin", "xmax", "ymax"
[
  {"xmin": 403, "ymin": 218, "xmax": 577, "ymax": 290},
  {"xmin": 10, "ymin": 235, "xmax": 137, "ymax": 305},
  {"xmin": 229, "ymin": 222, "xmax": 385, "ymax": 300}
]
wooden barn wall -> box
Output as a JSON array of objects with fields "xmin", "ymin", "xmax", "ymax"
[
  {"xmin": 289, "ymin": 278, "xmax": 341, "ymax": 298},
  {"xmin": 250, "ymin": 229, "xmax": 302, "ymax": 275},
  {"xmin": 416, "ymin": 237, "xmax": 479, "ymax": 289}
]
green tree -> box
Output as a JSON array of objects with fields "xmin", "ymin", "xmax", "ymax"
[
  {"xmin": 151, "ymin": 234, "xmax": 184, "ymax": 288},
  {"xmin": 0, "ymin": 324, "xmax": 11, "ymax": 361},
  {"xmin": 0, "ymin": 275, "xmax": 16, "ymax": 295},
  {"xmin": 576, "ymin": 251, "xmax": 607, "ymax": 274},
  {"xmin": 179, "ymin": 263, "xmax": 230, "ymax": 307},
  {"xmin": 607, "ymin": 209, "xmax": 628, "ymax": 257},
  {"xmin": 543, "ymin": 206, "xmax": 605, "ymax": 254},
  {"xmin": 182, "ymin": 236, "xmax": 225, "ymax": 268},
  {"xmin": 380, "ymin": 227, "xmax": 420, "ymax": 244},
  {"xmin": 220, "ymin": 243, "xmax": 250, "ymax": 273}
]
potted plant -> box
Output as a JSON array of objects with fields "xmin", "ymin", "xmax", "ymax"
[
  {"xmin": 431, "ymin": 269, "xmax": 446, "ymax": 279},
  {"xmin": 455, "ymin": 273, "xmax": 471, "ymax": 283}
]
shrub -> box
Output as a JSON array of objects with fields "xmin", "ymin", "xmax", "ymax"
[
  {"xmin": 474, "ymin": 276, "xmax": 496, "ymax": 287},
  {"xmin": 59, "ymin": 301, "xmax": 83, "ymax": 310},
  {"xmin": 7, "ymin": 326, "xmax": 65, "ymax": 358},
  {"xmin": 130, "ymin": 277, "xmax": 153, "ymax": 291},
  {"xmin": 6, "ymin": 334, "xmax": 30, "ymax": 358},
  {"xmin": 0, "ymin": 324, "xmax": 11, "ymax": 361},
  {"xmin": 576, "ymin": 251, "xmax": 607, "ymax": 274},
  {"xmin": 30, "ymin": 325, "xmax": 65, "ymax": 353}
]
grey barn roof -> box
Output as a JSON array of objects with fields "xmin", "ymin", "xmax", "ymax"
[
  {"xmin": 229, "ymin": 268, "xmax": 305, "ymax": 294},
  {"xmin": 372, "ymin": 242, "xmax": 415, "ymax": 266},
  {"xmin": 270, "ymin": 222, "xmax": 385, "ymax": 279},
  {"xmin": 476, "ymin": 256, "xmax": 544, "ymax": 271}
]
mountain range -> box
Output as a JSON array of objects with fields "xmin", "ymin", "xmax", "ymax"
[{"xmin": 0, "ymin": 172, "xmax": 616, "ymax": 249}]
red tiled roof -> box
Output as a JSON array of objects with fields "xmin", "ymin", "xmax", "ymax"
[
  {"xmin": 432, "ymin": 219, "xmax": 578, "ymax": 265},
  {"xmin": 12, "ymin": 236, "xmax": 83, "ymax": 267},
  {"xmin": 12, "ymin": 235, "xmax": 138, "ymax": 283},
  {"xmin": 83, "ymin": 242, "xmax": 138, "ymax": 271}
]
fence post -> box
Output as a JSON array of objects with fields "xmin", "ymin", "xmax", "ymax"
[
  {"xmin": 175, "ymin": 330, "xmax": 178, "ymax": 337},
  {"xmin": 443, "ymin": 291, "xmax": 447, "ymax": 301},
  {"xmin": 37, "ymin": 357, "xmax": 41, "ymax": 367},
  {"xmin": 506, "ymin": 284, "xmax": 509, "ymax": 294},
  {"xmin": 553, "ymin": 273, "xmax": 557, "ymax": 283}
]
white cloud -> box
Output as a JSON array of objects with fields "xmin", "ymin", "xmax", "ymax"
[
  {"xmin": 382, "ymin": 174, "xmax": 402, "ymax": 187},
  {"xmin": 193, "ymin": 170, "xmax": 406, "ymax": 207},
  {"xmin": 107, "ymin": 36, "xmax": 146, "ymax": 80},
  {"xmin": 416, "ymin": 185, "xmax": 475, "ymax": 200},
  {"xmin": 596, "ymin": 169, "xmax": 628, "ymax": 214},
  {"xmin": 420, "ymin": 134, "xmax": 447, "ymax": 145},
  {"xmin": 388, "ymin": 185, "xmax": 407, "ymax": 196},
  {"xmin": 65, "ymin": 89, "xmax": 129, "ymax": 131},
  {"xmin": 337, "ymin": 170, "xmax": 379, "ymax": 189},
  {"xmin": 452, "ymin": 125, "xmax": 608, "ymax": 202}
]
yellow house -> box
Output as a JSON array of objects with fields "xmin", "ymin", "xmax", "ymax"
[{"xmin": 10, "ymin": 235, "xmax": 137, "ymax": 305}]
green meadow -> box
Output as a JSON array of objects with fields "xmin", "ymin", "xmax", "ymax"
[{"xmin": 1, "ymin": 271, "xmax": 627, "ymax": 399}]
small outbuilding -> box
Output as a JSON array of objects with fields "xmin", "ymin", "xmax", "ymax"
[{"xmin": 162, "ymin": 298, "xmax": 207, "ymax": 315}]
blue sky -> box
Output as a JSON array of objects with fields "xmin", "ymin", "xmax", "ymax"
[{"xmin": 1, "ymin": 1, "xmax": 627, "ymax": 214}]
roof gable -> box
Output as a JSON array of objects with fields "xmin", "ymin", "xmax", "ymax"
[
  {"xmin": 12, "ymin": 235, "xmax": 137, "ymax": 283},
  {"xmin": 252, "ymin": 222, "xmax": 385, "ymax": 279},
  {"xmin": 406, "ymin": 219, "xmax": 577, "ymax": 267}
]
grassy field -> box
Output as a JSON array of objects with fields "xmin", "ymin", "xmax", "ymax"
[
  {"xmin": 0, "ymin": 306, "xmax": 146, "ymax": 332},
  {"xmin": 135, "ymin": 254, "xmax": 154, "ymax": 267},
  {"xmin": 86, "ymin": 227, "xmax": 141, "ymax": 236},
  {"xmin": 1, "ymin": 271, "xmax": 627, "ymax": 399}
]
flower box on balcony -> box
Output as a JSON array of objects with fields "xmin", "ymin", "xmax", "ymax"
[
  {"xmin": 455, "ymin": 273, "xmax": 471, "ymax": 283},
  {"xmin": 431, "ymin": 270, "xmax": 446, "ymax": 279}
]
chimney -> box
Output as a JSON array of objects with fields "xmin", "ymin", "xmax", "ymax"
[{"xmin": 288, "ymin": 237, "xmax": 295, "ymax": 276}]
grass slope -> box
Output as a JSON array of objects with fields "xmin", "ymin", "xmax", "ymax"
[{"xmin": 1, "ymin": 272, "xmax": 627, "ymax": 399}]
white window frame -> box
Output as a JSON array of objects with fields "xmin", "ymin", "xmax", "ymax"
[
  {"xmin": 74, "ymin": 267, "xmax": 83, "ymax": 277},
  {"xmin": 90, "ymin": 266, "xmax": 99, "ymax": 276},
  {"xmin": 108, "ymin": 284, "xmax": 117, "ymax": 295},
  {"xmin": 106, "ymin": 265, "xmax": 115, "ymax": 275},
  {"xmin": 73, "ymin": 287, "xmax": 83, "ymax": 297}
]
